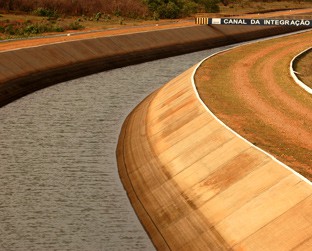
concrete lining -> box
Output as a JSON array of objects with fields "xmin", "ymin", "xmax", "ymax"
[
  {"xmin": 116, "ymin": 63, "xmax": 312, "ymax": 250},
  {"xmin": 0, "ymin": 24, "xmax": 309, "ymax": 107},
  {"xmin": 1, "ymin": 11, "xmax": 312, "ymax": 251}
]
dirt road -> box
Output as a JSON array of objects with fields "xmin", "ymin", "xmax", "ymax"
[{"xmin": 195, "ymin": 30, "xmax": 312, "ymax": 180}]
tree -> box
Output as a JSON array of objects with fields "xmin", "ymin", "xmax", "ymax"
[
  {"xmin": 201, "ymin": 0, "xmax": 220, "ymax": 12},
  {"xmin": 0, "ymin": 0, "xmax": 15, "ymax": 11},
  {"xmin": 158, "ymin": 1, "xmax": 180, "ymax": 18}
]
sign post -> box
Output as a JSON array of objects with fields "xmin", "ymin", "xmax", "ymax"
[{"xmin": 208, "ymin": 17, "xmax": 312, "ymax": 27}]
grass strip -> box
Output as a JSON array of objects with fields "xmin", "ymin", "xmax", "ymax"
[{"xmin": 195, "ymin": 31, "xmax": 312, "ymax": 180}]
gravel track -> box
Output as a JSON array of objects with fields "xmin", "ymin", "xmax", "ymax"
[{"xmin": 195, "ymin": 30, "xmax": 312, "ymax": 180}]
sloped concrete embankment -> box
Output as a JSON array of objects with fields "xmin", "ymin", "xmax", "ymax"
[
  {"xmin": 116, "ymin": 66, "xmax": 312, "ymax": 250},
  {"xmin": 0, "ymin": 24, "xmax": 308, "ymax": 107}
]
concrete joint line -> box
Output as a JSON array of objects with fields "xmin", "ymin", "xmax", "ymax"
[
  {"xmin": 191, "ymin": 31, "xmax": 312, "ymax": 186},
  {"xmin": 290, "ymin": 46, "xmax": 312, "ymax": 94}
]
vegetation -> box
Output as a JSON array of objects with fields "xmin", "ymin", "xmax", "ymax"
[
  {"xmin": 0, "ymin": 0, "xmax": 253, "ymax": 20},
  {"xmin": 0, "ymin": 0, "xmax": 149, "ymax": 18},
  {"xmin": 1, "ymin": 0, "xmax": 312, "ymax": 39},
  {"xmin": 1, "ymin": 0, "xmax": 312, "ymax": 19},
  {"xmin": 0, "ymin": 18, "xmax": 84, "ymax": 38},
  {"xmin": 195, "ymin": 32, "xmax": 312, "ymax": 180}
]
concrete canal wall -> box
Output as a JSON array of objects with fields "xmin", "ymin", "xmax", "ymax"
[
  {"xmin": 116, "ymin": 62, "xmax": 312, "ymax": 251},
  {"xmin": 0, "ymin": 24, "xmax": 308, "ymax": 107},
  {"xmin": 1, "ymin": 11, "xmax": 311, "ymax": 251}
]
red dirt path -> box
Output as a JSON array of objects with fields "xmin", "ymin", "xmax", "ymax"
[{"xmin": 196, "ymin": 31, "xmax": 312, "ymax": 180}]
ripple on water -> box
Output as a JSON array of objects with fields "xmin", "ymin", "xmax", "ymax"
[{"xmin": 0, "ymin": 46, "xmax": 228, "ymax": 250}]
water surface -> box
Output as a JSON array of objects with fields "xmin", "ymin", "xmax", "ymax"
[{"xmin": 0, "ymin": 46, "xmax": 232, "ymax": 250}]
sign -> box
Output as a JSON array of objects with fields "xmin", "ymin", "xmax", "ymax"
[{"xmin": 208, "ymin": 18, "xmax": 312, "ymax": 27}]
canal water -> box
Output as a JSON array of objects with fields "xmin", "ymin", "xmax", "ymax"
[{"xmin": 0, "ymin": 46, "xmax": 233, "ymax": 250}]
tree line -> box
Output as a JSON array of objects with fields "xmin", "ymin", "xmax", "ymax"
[{"xmin": 0, "ymin": 0, "xmax": 310, "ymax": 19}]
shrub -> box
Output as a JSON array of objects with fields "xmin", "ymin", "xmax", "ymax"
[
  {"xmin": 67, "ymin": 21, "xmax": 84, "ymax": 30},
  {"xmin": 34, "ymin": 7, "xmax": 59, "ymax": 18},
  {"xmin": 146, "ymin": 0, "xmax": 203, "ymax": 18},
  {"xmin": 201, "ymin": 0, "xmax": 220, "ymax": 13},
  {"xmin": 0, "ymin": 0, "xmax": 149, "ymax": 18},
  {"xmin": 24, "ymin": 24, "xmax": 40, "ymax": 34},
  {"xmin": 153, "ymin": 11, "xmax": 160, "ymax": 20},
  {"xmin": 53, "ymin": 25, "xmax": 64, "ymax": 32},
  {"xmin": 158, "ymin": 1, "xmax": 180, "ymax": 18},
  {"xmin": 0, "ymin": 18, "xmax": 80, "ymax": 38},
  {"xmin": 181, "ymin": 1, "xmax": 198, "ymax": 16},
  {"xmin": 113, "ymin": 9, "xmax": 122, "ymax": 17},
  {"xmin": 4, "ymin": 24, "xmax": 15, "ymax": 35},
  {"xmin": 94, "ymin": 12, "xmax": 102, "ymax": 21}
]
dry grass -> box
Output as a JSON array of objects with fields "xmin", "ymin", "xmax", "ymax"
[
  {"xmin": 1, "ymin": 0, "xmax": 312, "ymax": 39},
  {"xmin": 0, "ymin": 12, "xmax": 157, "ymax": 30},
  {"xmin": 0, "ymin": 12, "xmax": 174, "ymax": 39},
  {"xmin": 0, "ymin": 0, "xmax": 150, "ymax": 38},
  {"xmin": 219, "ymin": 1, "xmax": 312, "ymax": 15},
  {"xmin": 0, "ymin": 0, "xmax": 148, "ymax": 17},
  {"xmin": 294, "ymin": 49, "xmax": 312, "ymax": 88},
  {"xmin": 195, "ymin": 31, "xmax": 312, "ymax": 180}
]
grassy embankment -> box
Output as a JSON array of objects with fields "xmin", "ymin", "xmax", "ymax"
[
  {"xmin": 1, "ymin": 1, "xmax": 312, "ymax": 40},
  {"xmin": 195, "ymin": 31, "xmax": 312, "ymax": 180},
  {"xmin": 294, "ymin": 50, "xmax": 312, "ymax": 89}
]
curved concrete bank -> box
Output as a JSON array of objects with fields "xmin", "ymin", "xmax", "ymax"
[
  {"xmin": 116, "ymin": 66, "xmax": 312, "ymax": 250},
  {"xmin": 0, "ymin": 23, "xmax": 310, "ymax": 107},
  {"xmin": 291, "ymin": 47, "xmax": 312, "ymax": 94}
]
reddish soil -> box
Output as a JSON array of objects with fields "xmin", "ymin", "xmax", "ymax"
[
  {"xmin": 232, "ymin": 40, "xmax": 312, "ymax": 148},
  {"xmin": 196, "ymin": 31, "xmax": 312, "ymax": 180}
]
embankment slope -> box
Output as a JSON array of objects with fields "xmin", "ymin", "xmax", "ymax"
[
  {"xmin": 117, "ymin": 64, "xmax": 312, "ymax": 250},
  {"xmin": 1, "ymin": 10, "xmax": 312, "ymax": 107},
  {"xmin": 1, "ymin": 9, "xmax": 312, "ymax": 251}
]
